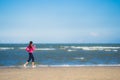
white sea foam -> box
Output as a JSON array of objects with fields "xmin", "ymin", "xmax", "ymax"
[
  {"xmin": 39, "ymin": 64, "xmax": 120, "ymax": 67},
  {"xmin": 71, "ymin": 46, "xmax": 120, "ymax": 51},
  {"xmin": 0, "ymin": 47, "xmax": 14, "ymax": 50},
  {"xmin": 18, "ymin": 47, "xmax": 56, "ymax": 51},
  {"xmin": 0, "ymin": 64, "xmax": 120, "ymax": 68},
  {"xmin": 19, "ymin": 47, "xmax": 26, "ymax": 50},
  {"xmin": 113, "ymin": 50, "xmax": 118, "ymax": 52},
  {"xmin": 36, "ymin": 48, "xmax": 56, "ymax": 51},
  {"xmin": 67, "ymin": 49, "xmax": 76, "ymax": 52}
]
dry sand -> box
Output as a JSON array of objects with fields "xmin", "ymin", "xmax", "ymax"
[{"xmin": 0, "ymin": 67, "xmax": 120, "ymax": 80}]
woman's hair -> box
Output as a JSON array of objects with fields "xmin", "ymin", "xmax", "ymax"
[
  {"xmin": 29, "ymin": 41, "xmax": 33, "ymax": 44},
  {"xmin": 28, "ymin": 41, "xmax": 33, "ymax": 48}
]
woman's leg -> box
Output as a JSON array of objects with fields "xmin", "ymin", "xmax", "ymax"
[
  {"xmin": 31, "ymin": 54, "xmax": 36, "ymax": 68},
  {"xmin": 24, "ymin": 53, "xmax": 32, "ymax": 68},
  {"xmin": 31, "ymin": 54, "xmax": 34, "ymax": 62},
  {"xmin": 27, "ymin": 53, "xmax": 32, "ymax": 62},
  {"xmin": 24, "ymin": 62, "xmax": 28, "ymax": 68},
  {"xmin": 32, "ymin": 62, "xmax": 36, "ymax": 68}
]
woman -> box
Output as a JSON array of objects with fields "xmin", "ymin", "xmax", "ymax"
[{"xmin": 24, "ymin": 41, "xmax": 36, "ymax": 68}]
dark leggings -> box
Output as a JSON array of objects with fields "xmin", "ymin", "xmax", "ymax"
[{"xmin": 27, "ymin": 53, "xmax": 34, "ymax": 62}]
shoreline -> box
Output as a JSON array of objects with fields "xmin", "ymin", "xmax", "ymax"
[
  {"xmin": 0, "ymin": 66, "xmax": 120, "ymax": 80},
  {"xmin": 0, "ymin": 64, "xmax": 120, "ymax": 68}
]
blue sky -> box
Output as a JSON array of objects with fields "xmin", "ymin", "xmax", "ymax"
[{"xmin": 0, "ymin": 0, "xmax": 120, "ymax": 43}]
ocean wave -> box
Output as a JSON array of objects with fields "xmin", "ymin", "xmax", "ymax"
[
  {"xmin": 113, "ymin": 50, "xmax": 118, "ymax": 52},
  {"xmin": 1, "ymin": 64, "xmax": 120, "ymax": 68},
  {"xmin": 0, "ymin": 46, "xmax": 119, "ymax": 52},
  {"xmin": 36, "ymin": 48, "xmax": 56, "ymax": 51},
  {"xmin": 0, "ymin": 47, "xmax": 14, "ymax": 50},
  {"xmin": 70, "ymin": 46, "xmax": 120, "ymax": 51},
  {"xmin": 67, "ymin": 49, "xmax": 76, "ymax": 52},
  {"xmin": 18, "ymin": 47, "xmax": 56, "ymax": 51},
  {"xmin": 48, "ymin": 64, "xmax": 120, "ymax": 67}
]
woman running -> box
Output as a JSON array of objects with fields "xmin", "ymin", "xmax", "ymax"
[{"xmin": 24, "ymin": 41, "xmax": 36, "ymax": 68}]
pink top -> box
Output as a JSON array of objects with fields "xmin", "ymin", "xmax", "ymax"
[{"xmin": 26, "ymin": 45, "xmax": 35, "ymax": 53}]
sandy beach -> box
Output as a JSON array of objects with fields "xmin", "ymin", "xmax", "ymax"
[{"xmin": 0, "ymin": 67, "xmax": 120, "ymax": 80}]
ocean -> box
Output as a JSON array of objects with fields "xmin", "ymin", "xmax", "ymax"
[{"xmin": 0, "ymin": 44, "xmax": 120, "ymax": 67}]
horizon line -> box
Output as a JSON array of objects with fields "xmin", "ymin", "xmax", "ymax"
[{"xmin": 0, "ymin": 42, "xmax": 120, "ymax": 44}]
